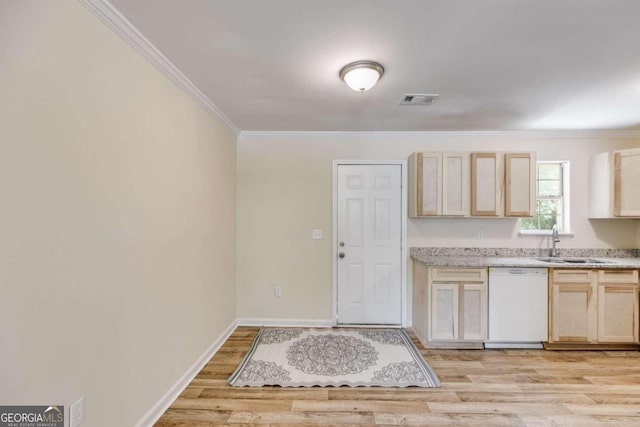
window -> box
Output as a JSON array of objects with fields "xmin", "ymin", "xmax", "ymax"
[{"xmin": 520, "ymin": 161, "xmax": 570, "ymax": 233}]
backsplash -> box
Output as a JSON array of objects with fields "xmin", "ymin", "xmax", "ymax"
[{"xmin": 410, "ymin": 247, "xmax": 640, "ymax": 258}]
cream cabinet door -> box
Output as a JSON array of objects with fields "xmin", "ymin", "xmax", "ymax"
[
  {"xmin": 460, "ymin": 283, "xmax": 487, "ymax": 341},
  {"xmin": 429, "ymin": 283, "xmax": 459, "ymax": 340},
  {"xmin": 597, "ymin": 284, "xmax": 639, "ymax": 343},
  {"xmin": 614, "ymin": 149, "xmax": 640, "ymax": 217},
  {"xmin": 550, "ymin": 282, "xmax": 597, "ymax": 343},
  {"xmin": 505, "ymin": 152, "xmax": 536, "ymax": 217},
  {"xmin": 442, "ymin": 152, "xmax": 469, "ymax": 216},
  {"xmin": 471, "ymin": 153, "xmax": 502, "ymax": 216},
  {"xmin": 417, "ymin": 152, "xmax": 442, "ymax": 216}
]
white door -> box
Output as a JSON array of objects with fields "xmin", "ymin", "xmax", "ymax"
[{"xmin": 337, "ymin": 164, "xmax": 402, "ymax": 324}]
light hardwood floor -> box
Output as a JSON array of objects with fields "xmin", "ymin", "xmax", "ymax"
[{"xmin": 155, "ymin": 326, "xmax": 640, "ymax": 426}]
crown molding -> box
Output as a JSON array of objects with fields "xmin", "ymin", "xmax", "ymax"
[
  {"xmin": 240, "ymin": 129, "xmax": 640, "ymax": 139},
  {"xmin": 79, "ymin": 0, "xmax": 240, "ymax": 136}
]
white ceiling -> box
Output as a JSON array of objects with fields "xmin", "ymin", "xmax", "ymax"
[{"xmin": 109, "ymin": 0, "xmax": 640, "ymax": 132}]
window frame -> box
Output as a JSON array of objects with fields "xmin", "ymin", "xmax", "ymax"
[{"xmin": 519, "ymin": 160, "xmax": 571, "ymax": 236}]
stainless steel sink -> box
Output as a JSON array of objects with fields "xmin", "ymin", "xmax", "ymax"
[
  {"xmin": 566, "ymin": 258, "xmax": 614, "ymax": 264},
  {"xmin": 536, "ymin": 257, "xmax": 615, "ymax": 265},
  {"xmin": 536, "ymin": 258, "xmax": 561, "ymax": 263}
]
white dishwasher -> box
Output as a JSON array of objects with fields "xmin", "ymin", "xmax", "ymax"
[{"xmin": 486, "ymin": 267, "xmax": 548, "ymax": 349}]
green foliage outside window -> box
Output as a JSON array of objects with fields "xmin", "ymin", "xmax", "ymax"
[
  {"xmin": 520, "ymin": 162, "xmax": 566, "ymax": 232},
  {"xmin": 521, "ymin": 199, "xmax": 560, "ymax": 231}
]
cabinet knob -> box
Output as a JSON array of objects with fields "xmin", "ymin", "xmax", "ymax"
[{"xmin": 338, "ymin": 252, "xmax": 345, "ymax": 259}]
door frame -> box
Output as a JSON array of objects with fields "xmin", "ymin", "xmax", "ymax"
[{"xmin": 332, "ymin": 159, "xmax": 408, "ymax": 327}]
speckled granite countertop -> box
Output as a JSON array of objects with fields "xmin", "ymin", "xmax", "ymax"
[{"xmin": 410, "ymin": 247, "xmax": 640, "ymax": 269}]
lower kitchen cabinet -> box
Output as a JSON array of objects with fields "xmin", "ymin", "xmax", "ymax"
[
  {"xmin": 549, "ymin": 269, "xmax": 597, "ymax": 343},
  {"xmin": 549, "ymin": 269, "xmax": 639, "ymax": 346},
  {"xmin": 598, "ymin": 282, "xmax": 639, "ymax": 343},
  {"xmin": 431, "ymin": 282, "xmax": 486, "ymax": 341},
  {"xmin": 412, "ymin": 263, "xmax": 487, "ymax": 347}
]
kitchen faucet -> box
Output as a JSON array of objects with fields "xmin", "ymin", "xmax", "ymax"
[{"xmin": 550, "ymin": 224, "xmax": 560, "ymax": 257}]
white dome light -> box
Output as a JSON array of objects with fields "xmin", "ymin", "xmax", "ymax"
[{"xmin": 339, "ymin": 61, "xmax": 384, "ymax": 92}]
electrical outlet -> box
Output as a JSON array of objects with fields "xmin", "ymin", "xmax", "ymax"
[
  {"xmin": 275, "ymin": 287, "xmax": 282, "ymax": 297},
  {"xmin": 477, "ymin": 230, "xmax": 485, "ymax": 240},
  {"xmin": 70, "ymin": 397, "xmax": 84, "ymax": 427},
  {"xmin": 312, "ymin": 229, "xmax": 323, "ymax": 240}
]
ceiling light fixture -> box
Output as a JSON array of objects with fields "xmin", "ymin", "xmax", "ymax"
[{"xmin": 339, "ymin": 61, "xmax": 384, "ymax": 92}]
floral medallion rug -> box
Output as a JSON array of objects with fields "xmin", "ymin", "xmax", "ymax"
[{"xmin": 228, "ymin": 327, "xmax": 440, "ymax": 388}]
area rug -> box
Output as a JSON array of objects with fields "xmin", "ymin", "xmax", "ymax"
[{"xmin": 228, "ymin": 327, "xmax": 440, "ymax": 387}]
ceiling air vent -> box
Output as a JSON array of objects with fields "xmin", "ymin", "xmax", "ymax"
[{"xmin": 399, "ymin": 93, "xmax": 439, "ymax": 106}]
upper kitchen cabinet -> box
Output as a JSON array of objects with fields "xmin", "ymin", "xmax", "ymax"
[
  {"xmin": 408, "ymin": 152, "xmax": 469, "ymax": 217},
  {"xmin": 589, "ymin": 148, "xmax": 640, "ymax": 218},
  {"xmin": 410, "ymin": 151, "xmax": 536, "ymax": 218},
  {"xmin": 470, "ymin": 153, "xmax": 503, "ymax": 216},
  {"xmin": 470, "ymin": 151, "xmax": 535, "ymax": 217},
  {"xmin": 504, "ymin": 152, "xmax": 536, "ymax": 217}
]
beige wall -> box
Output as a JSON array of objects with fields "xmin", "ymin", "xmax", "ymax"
[
  {"xmin": 0, "ymin": 1, "xmax": 236, "ymax": 426},
  {"xmin": 237, "ymin": 132, "xmax": 640, "ymax": 321}
]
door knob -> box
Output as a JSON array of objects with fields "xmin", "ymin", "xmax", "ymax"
[{"xmin": 338, "ymin": 252, "xmax": 345, "ymax": 259}]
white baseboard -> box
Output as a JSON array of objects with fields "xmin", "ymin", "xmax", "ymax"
[
  {"xmin": 134, "ymin": 319, "xmax": 238, "ymax": 427},
  {"xmin": 237, "ymin": 318, "xmax": 334, "ymax": 327}
]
